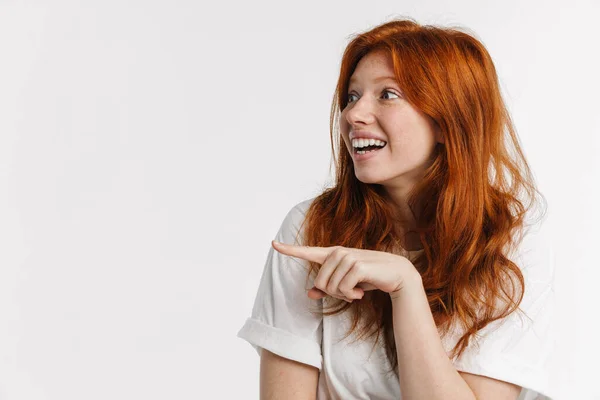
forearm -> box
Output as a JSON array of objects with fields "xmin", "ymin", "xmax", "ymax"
[{"xmin": 391, "ymin": 274, "xmax": 476, "ymax": 400}]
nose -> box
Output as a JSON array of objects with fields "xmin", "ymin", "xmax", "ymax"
[{"xmin": 344, "ymin": 95, "xmax": 376, "ymax": 126}]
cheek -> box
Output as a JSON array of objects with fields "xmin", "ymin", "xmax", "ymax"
[
  {"xmin": 389, "ymin": 131, "xmax": 437, "ymax": 162},
  {"xmin": 339, "ymin": 114, "xmax": 353, "ymax": 149},
  {"xmin": 387, "ymin": 114, "xmax": 437, "ymax": 152}
]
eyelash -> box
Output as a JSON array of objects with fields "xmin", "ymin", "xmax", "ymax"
[{"xmin": 347, "ymin": 89, "xmax": 400, "ymax": 104}]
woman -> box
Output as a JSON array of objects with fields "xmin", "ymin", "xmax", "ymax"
[{"xmin": 237, "ymin": 18, "xmax": 555, "ymax": 400}]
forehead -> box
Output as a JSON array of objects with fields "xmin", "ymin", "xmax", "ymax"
[{"xmin": 348, "ymin": 51, "xmax": 397, "ymax": 86}]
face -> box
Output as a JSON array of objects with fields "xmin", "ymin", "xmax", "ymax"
[{"xmin": 340, "ymin": 50, "xmax": 443, "ymax": 199}]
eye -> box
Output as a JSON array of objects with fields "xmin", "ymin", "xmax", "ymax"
[
  {"xmin": 382, "ymin": 90, "xmax": 400, "ymax": 100},
  {"xmin": 346, "ymin": 89, "xmax": 400, "ymax": 104}
]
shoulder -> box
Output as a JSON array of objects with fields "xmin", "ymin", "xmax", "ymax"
[
  {"xmin": 277, "ymin": 196, "xmax": 318, "ymax": 246},
  {"xmin": 509, "ymin": 216, "xmax": 555, "ymax": 285},
  {"xmin": 284, "ymin": 196, "xmax": 316, "ymax": 223}
]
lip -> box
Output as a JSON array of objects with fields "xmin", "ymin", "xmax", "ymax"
[{"xmin": 349, "ymin": 130, "xmax": 387, "ymax": 142}]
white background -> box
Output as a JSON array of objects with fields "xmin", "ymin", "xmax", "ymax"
[{"xmin": 0, "ymin": 0, "xmax": 598, "ymax": 399}]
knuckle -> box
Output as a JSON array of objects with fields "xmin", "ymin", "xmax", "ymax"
[
  {"xmin": 353, "ymin": 259, "xmax": 364, "ymax": 270},
  {"xmin": 338, "ymin": 283, "xmax": 351, "ymax": 295},
  {"xmin": 332, "ymin": 246, "xmax": 347, "ymax": 257},
  {"xmin": 342, "ymin": 252, "xmax": 355, "ymax": 264},
  {"xmin": 314, "ymin": 279, "xmax": 326, "ymax": 290}
]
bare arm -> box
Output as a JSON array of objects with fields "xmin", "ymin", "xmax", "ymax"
[
  {"xmin": 391, "ymin": 272, "xmax": 521, "ymax": 400},
  {"xmin": 260, "ymin": 349, "xmax": 319, "ymax": 400}
]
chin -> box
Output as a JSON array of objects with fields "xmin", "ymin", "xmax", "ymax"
[{"xmin": 355, "ymin": 171, "xmax": 384, "ymax": 184}]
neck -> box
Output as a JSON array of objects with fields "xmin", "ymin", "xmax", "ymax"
[
  {"xmin": 382, "ymin": 185, "xmax": 423, "ymax": 252},
  {"xmin": 385, "ymin": 189, "xmax": 418, "ymax": 228}
]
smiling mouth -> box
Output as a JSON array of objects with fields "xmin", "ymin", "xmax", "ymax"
[{"xmin": 354, "ymin": 143, "xmax": 387, "ymax": 154}]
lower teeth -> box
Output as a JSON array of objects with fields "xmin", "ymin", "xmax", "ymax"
[{"xmin": 356, "ymin": 149, "xmax": 380, "ymax": 155}]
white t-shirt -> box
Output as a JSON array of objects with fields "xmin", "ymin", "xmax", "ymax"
[{"xmin": 237, "ymin": 197, "xmax": 556, "ymax": 400}]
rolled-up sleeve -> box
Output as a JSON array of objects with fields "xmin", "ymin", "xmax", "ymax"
[{"xmin": 237, "ymin": 201, "xmax": 323, "ymax": 370}]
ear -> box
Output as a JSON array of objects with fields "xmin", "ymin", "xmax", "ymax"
[{"xmin": 434, "ymin": 124, "xmax": 445, "ymax": 144}]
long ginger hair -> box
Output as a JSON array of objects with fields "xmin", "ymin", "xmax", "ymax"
[{"xmin": 296, "ymin": 17, "xmax": 546, "ymax": 375}]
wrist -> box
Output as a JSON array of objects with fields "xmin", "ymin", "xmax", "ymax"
[{"xmin": 390, "ymin": 271, "xmax": 423, "ymax": 300}]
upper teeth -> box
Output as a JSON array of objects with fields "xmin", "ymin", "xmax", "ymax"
[{"xmin": 352, "ymin": 138, "xmax": 386, "ymax": 148}]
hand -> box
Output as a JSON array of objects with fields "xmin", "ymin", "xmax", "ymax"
[{"xmin": 272, "ymin": 241, "xmax": 420, "ymax": 302}]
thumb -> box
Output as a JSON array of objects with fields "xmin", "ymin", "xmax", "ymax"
[{"xmin": 307, "ymin": 287, "xmax": 327, "ymax": 299}]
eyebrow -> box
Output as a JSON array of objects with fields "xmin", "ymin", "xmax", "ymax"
[{"xmin": 348, "ymin": 75, "xmax": 397, "ymax": 86}]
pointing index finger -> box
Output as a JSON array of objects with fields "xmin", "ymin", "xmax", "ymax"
[{"xmin": 272, "ymin": 240, "xmax": 330, "ymax": 264}]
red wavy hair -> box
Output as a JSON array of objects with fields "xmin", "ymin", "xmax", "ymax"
[{"xmin": 296, "ymin": 17, "xmax": 546, "ymax": 376}]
